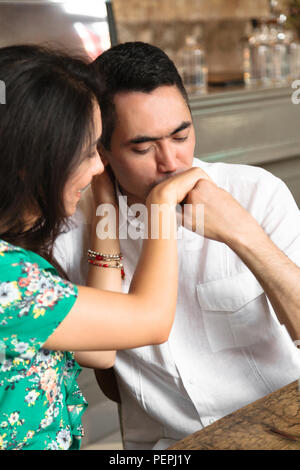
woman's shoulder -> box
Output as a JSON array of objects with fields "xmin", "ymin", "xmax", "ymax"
[
  {"xmin": 0, "ymin": 240, "xmax": 77, "ymax": 309},
  {"xmin": 0, "ymin": 240, "xmax": 26, "ymax": 256},
  {"xmin": 0, "ymin": 238, "xmax": 78, "ymax": 363},
  {"xmin": 0, "ymin": 240, "xmax": 30, "ymax": 274},
  {"xmin": 0, "ymin": 240, "xmax": 54, "ymax": 274}
]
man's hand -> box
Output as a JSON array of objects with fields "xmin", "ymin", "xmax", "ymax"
[{"xmin": 183, "ymin": 178, "xmax": 263, "ymax": 246}]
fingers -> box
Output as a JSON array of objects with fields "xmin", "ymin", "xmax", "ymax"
[
  {"xmin": 150, "ymin": 167, "xmax": 213, "ymax": 206},
  {"xmin": 171, "ymin": 167, "xmax": 212, "ymax": 204},
  {"xmin": 91, "ymin": 169, "xmax": 117, "ymax": 205}
]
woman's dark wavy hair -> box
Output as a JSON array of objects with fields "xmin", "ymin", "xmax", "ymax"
[{"xmin": 0, "ymin": 44, "xmax": 103, "ymax": 275}]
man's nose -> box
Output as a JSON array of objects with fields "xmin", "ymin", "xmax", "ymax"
[{"xmin": 156, "ymin": 143, "xmax": 178, "ymax": 173}]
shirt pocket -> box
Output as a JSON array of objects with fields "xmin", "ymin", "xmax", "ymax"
[{"xmin": 196, "ymin": 270, "xmax": 276, "ymax": 353}]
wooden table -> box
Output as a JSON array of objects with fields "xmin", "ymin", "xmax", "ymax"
[{"xmin": 169, "ymin": 380, "xmax": 300, "ymax": 450}]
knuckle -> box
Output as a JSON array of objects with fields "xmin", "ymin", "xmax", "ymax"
[{"xmin": 195, "ymin": 178, "xmax": 211, "ymax": 189}]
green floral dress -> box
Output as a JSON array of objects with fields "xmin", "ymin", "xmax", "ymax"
[{"xmin": 0, "ymin": 240, "xmax": 87, "ymax": 450}]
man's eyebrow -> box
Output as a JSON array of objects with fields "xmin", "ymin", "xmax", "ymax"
[
  {"xmin": 126, "ymin": 121, "xmax": 192, "ymax": 145},
  {"xmin": 170, "ymin": 121, "xmax": 192, "ymax": 136},
  {"xmin": 128, "ymin": 135, "xmax": 157, "ymax": 145}
]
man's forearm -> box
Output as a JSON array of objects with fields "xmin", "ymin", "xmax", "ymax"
[
  {"xmin": 228, "ymin": 228, "xmax": 300, "ymax": 341},
  {"xmin": 186, "ymin": 177, "xmax": 300, "ymax": 341}
]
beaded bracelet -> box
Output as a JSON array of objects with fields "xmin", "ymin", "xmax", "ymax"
[
  {"xmin": 89, "ymin": 254, "xmax": 124, "ymax": 262},
  {"xmin": 87, "ymin": 250, "xmax": 125, "ymax": 279},
  {"xmin": 87, "ymin": 249, "xmax": 123, "ymax": 261},
  {"xmin": 87, "ymin": 258, "xmax": 125, "ymax": 280}
]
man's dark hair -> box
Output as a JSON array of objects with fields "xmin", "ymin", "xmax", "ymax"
[
  {"xmin": 0, "ymin": 44, "xmax": 103, "ymax": 275},
  {"xmin": 92, "ymin": 41, "xmax": 189, "ymax": 150}
]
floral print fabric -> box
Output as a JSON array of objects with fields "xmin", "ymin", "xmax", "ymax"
[{"xmin": 0, "ymin": 240, "xmax": 87, "ymax": 450}]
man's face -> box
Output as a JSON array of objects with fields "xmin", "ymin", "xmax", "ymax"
[{"xmin": 103, "ymin": 85, "xmax": 196, "ymax": 204}]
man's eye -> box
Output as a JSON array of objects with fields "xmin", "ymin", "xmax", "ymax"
[
  {"xmin": 173, "ymin": 136, "xmax": 188, "ymax": 142},
  {"xmin": 132, "ymin": 148, "xmax": 151, "ymax": 154}
]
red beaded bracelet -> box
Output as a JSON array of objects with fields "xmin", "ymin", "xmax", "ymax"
[
  {"xmin": 93, "ymin": 254, "xmax": 123, "ymax": 261},
  {"xmin": 87, "ymin": 258, "xmax": 125, "ymax": 280}
]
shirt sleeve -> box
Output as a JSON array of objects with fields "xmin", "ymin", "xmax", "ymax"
[
  {"xmin": 257, "ymin": 175, "xmax": 300, "ymax": 267},
  {"xmin": 0, "ymin": 248, "xmax": 78, "ymax": 360}
]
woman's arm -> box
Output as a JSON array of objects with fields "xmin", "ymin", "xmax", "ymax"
[
  {"xmin": 75, "ymin": 171, "xmax": 121, "ymax": 368},
  {"xmin": 43, "ymin": 167, "xmax": 207, "ymax": 352},
  {"xmin": 73, "ymin": 216, "xmax": 120, "ymax": 368}
]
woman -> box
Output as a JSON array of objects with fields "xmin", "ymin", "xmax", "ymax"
[{"xmin": 0, "ymin": 45, "xmax": 204, "ymax": 450}]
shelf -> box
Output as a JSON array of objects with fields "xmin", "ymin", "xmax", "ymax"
[{"xmin": 190, "ymin": 84, "xmax": 300, "ymax": 205}]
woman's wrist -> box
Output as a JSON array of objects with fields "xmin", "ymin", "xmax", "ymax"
[
  {"xmin": 146, "ymin": 187, "xmax": 176, "ymax": 207},
  {"xmin": 87, "ymin": 214, "xmax": 123, "ymax": 286},
  {"xmin": 91, "ymin": 203, "xmax": 120, "ymax": 245}
]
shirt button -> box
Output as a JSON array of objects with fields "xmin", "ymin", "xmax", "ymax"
[
  {"xmin": 208, "ymin": 418, "xmax": 215, "ymax": 425},
  {"xmin": 188, "ymin": 379, "xmax": 194, "ymax": 385}
]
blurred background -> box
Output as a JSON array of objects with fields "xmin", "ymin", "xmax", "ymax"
[{"xmin": 1, "ymin": 0, "xmax": 300, "ymax": 449}]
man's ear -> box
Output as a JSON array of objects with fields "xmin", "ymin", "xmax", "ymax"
[{"xmin": 97, "ymin": 142, "xmax": 116, "ymax": 184}]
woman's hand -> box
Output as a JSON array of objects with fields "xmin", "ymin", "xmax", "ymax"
[
  {"xmin": 147, "ymin": 167, "xmax": 212, "ymax": 206},
  {"xmin": 91, "ymin": 164, "xmax": 117, "ymax": 207}
]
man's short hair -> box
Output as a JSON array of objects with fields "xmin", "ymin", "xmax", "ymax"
[{"xmin": 92, "ymin": 41, "xmax": 189, "ymax": 150}]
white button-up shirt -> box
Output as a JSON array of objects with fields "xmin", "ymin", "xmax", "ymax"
[{"xmin": 54, "ymin": 159, "xmax": 300, "ymax": 450}]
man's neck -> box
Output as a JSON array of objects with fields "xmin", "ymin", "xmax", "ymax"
[{"xmin": 118, "ymin": 185, "xmax": 145, "ymax": 208}]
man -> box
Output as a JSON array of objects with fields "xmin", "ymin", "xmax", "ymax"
[{"xmin": 54, "ymin": 42, "xmax": 300, "ymax": 450}]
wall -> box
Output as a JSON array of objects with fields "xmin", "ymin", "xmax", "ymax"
[
  {"xmin": 0, "ymin": 4, "xmax": 84, "ymax": 53},
  {"xmin": 112, "ymin": 0, "xmax": 271, "ymax": 81},
  {"xmin": 190, "ymin": 86, "xmax": 300, "ymax": 206},
  {"xmin": 113, "ymin": 0, "xmax": 270, "ymax": 22}
]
